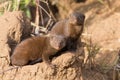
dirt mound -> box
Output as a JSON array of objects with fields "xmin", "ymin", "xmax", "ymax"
[
  {"xmin": 0, "ymin": 11, "xmax": 32, "ymax": 56},
  {"xmin": 0, "ymin": 11, "xmax": 32, "ymax": 79},
  {"xmin": 0, "ymin": 11, "xmax": 108, "ymax": 80},
  {"xmin": 0, "ymin": 11, "xmax": 95, "ymax": 80},
  {"xmin": 84, "ymin": 12, "xmax": 120, "ymax": 68},
  {"xmin": 1, "ymin": 0, "xmax": 120, "ymax": 79},
  {"xmin": 81, "ymin": 0, "xmax": 120, "ymax": 79},
  {"xmin": 86, "ymin": 12, "xmax": 120, "ymax": 50}
]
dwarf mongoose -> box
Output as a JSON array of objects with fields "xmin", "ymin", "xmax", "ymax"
[
  {"xmin": 11, "ymin": 35, "xmax": 66, "ymax": 68},
  {"xmin": 49, "ymin": 12, "xmax": 85, "ymax": 50}
]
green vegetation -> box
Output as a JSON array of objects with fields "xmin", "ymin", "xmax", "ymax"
[
  {"xmin": 0, "ymin": 0, "xmax": 35, "ymax": 18},
  {"xmin": 97, "ymin": 0, "xmax": 104, "ymax": 4}
]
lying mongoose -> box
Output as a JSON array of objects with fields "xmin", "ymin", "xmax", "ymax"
[
  {"xmin": 10, "ymin": 35, "xmax": 66, "ymax": 68},
  {"xmin": 49, "ymin": 12, "xmax": 85, "ymax": 50}
]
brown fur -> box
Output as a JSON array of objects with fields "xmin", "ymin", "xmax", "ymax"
[
  {"xmin": 49, "ymin": 12, "xmax": 85, "ymax": 50},
  {"xmin": 11, "ymin": 35, "xmax": 66, "ymax": 68}
]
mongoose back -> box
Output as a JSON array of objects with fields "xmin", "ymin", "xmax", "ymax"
[{"xmin": 10, "ymin": 35, "xmax": 66, "ymax": 68}]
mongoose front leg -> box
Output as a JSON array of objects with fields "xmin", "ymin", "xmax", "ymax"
[{"xmin": 42, "ymin": 53, "xmax": 56, "ymax": 69}]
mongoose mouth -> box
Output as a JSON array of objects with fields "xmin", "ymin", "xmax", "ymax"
[{"xmin": 54, "ymin": 41, "xmax": 66, "ymax": 50}]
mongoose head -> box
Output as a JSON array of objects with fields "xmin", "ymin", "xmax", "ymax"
[{"xmin": 50, "ymin": 35, "xmax": 66, "ymax": 50}]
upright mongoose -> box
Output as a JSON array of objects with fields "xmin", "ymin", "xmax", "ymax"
[
  {"xmin": 49, "ymin": 12, "xmax": 85, "ymax": 50},
  {"xmin": 10, "ymin": 35, "xmax": 66, "ymax": 68}
]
